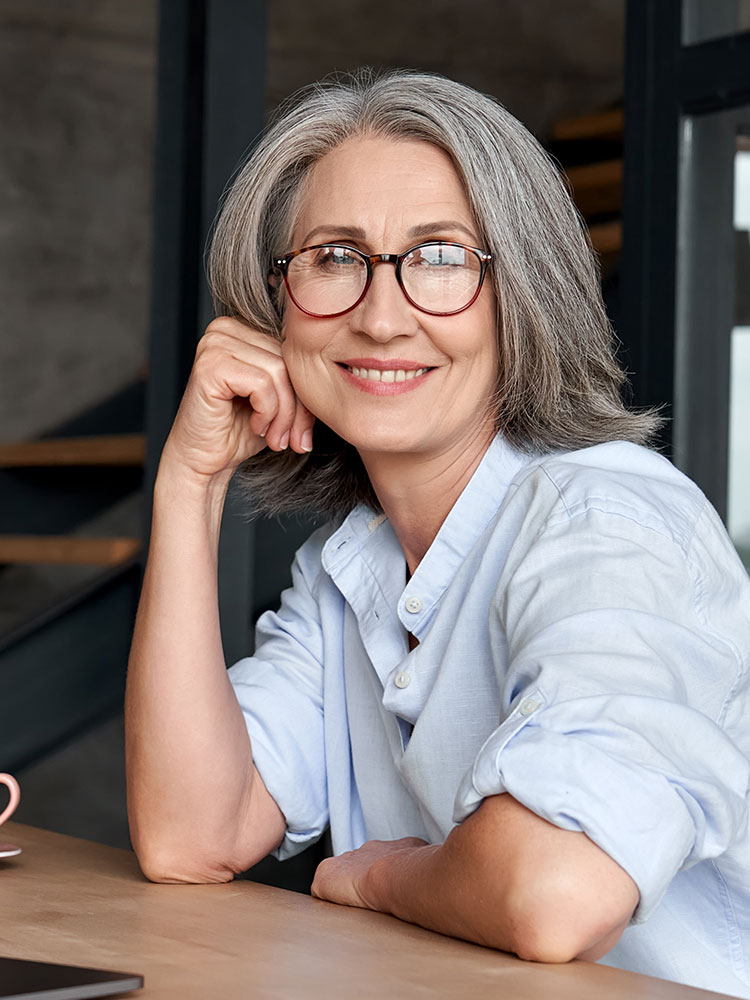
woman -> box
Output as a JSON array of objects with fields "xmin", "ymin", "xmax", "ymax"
[{"xmin": 125, "ymin": 70, "xmax": 750, "ymax": 995}]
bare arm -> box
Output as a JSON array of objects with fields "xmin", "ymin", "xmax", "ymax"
[
  {"xmin": 125, "ymin": 317, "xmax": 314, "ymax": 883},
  {"xmin": 312, "ymin": 793, "xmax": 638, "ymax": 962}
]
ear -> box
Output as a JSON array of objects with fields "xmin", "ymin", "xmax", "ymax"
[{"xmin": 267, "ymin": 269, "xmax": 286, "ymax": 319}]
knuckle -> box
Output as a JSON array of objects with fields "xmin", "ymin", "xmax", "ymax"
[
  {"xmin": 192, "ymin": 349, "xmax": 217, "ymax": 379},
  {"xmin": 196, "ymin": 329, "xmax": 224, "ymax": 359},
  {"xmin": 203, "ymin": 315, "xmax": 235, "ymax": 337},
  {"xmin": 254, "ymin": 367, "xmax": 274, "ymax": 390}
]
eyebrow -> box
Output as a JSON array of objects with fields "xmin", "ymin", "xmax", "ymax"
[{"xmin": 299, "ymin": 220, "xmax": 480, "ymax": 247}]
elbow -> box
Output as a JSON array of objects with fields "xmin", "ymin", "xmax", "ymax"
[
  {"xmin": 506, "ymin": 902, "xmax": 581, "ymax": 963},
  {"xmin": 509, "ymin": 913, "xmax": 589, "ymax": 965},
  {"xmin": 504, "ymin": 878, "xmax": 635, "ymax": 964},
  {"xmin": 132, "ymin": 838, "xmax": 236, "ymax": 885}
]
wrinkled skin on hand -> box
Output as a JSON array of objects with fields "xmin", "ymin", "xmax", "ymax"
[{"xmin": 311, "ymin": 837, "xmax": 430, "ymax": 909}]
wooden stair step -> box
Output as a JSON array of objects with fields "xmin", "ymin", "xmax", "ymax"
[
  {"xmin": 0, "ymin": 536, "xmax": 142, "ymax": 566},
  {"xmin": 564, "ymin": 159, "xmax": 623, "ymax": 217},
  {"xmin": 565, "ymin": 158, "xmax": 622, "ymax": 189},
  {"xmin": 551, "ymin": 108, "xmax": 623, "ymax": 142},
  {"xmin": 588, "ymin": 220, "xmax": 622, "ymax": 256},
  {"xmin": 0, "ymin": 434, "xmax": 145, "ymax": 468}
]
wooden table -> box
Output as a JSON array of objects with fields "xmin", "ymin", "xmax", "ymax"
[{"xmin": 0, "ymin": 823, "xmax": 737, "ymax": 1000}]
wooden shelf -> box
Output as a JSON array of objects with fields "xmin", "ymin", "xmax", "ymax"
[
  {"xmin": 589, "ymin": 220, "xmax": 622, "ymax": 256},
  {"xmin": 0, "ymin": 536, "xmax": 141, "ymax": 566},
  {"xmin": 565, "ymin": 159, "xmax": 623, "ymax": 217},
  {"xmin": 551, "ymin": 108, "xmax": 624, "ymax": 142},
  {"xmin": 0, "ymin": 434, "xmax": 145, "ymax": 468}
]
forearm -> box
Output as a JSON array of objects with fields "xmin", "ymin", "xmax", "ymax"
[
  {"xmin": 125, "ymin": 457, "xmax": 259, "ymax": 881},
  {"xmin": 359, "ymin": 796, "xmax": 637, "ymax": 962}
]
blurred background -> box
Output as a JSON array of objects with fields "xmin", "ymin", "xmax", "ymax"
[{"xmin": 1, "ymin": 0, "xmax": 748, "ymax": 889}]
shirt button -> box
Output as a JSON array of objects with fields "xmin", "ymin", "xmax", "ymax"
[
  {"xmin": 519, "ymin": 697, "xmax": 540, "ymax": 717},
  {"xmin": 394, "ymin": 671, "xmax": 411, "ymax": 689},
  {"xmin": 404, "ymin": 596, "xmax": 423, "ymax": 613}
]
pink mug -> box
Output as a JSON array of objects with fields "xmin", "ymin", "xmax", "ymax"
[
  {"xmin": 0, "ymin": 773, "xmax": 21, "ymax": 857},
  {"xmin": 1, "ymin": 773, "xmax": 20, "ymax": 826}
]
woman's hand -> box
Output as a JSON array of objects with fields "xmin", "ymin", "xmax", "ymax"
[{"xmin": 161, "ymin": 316, "xmax": 315, "ymax": 484}]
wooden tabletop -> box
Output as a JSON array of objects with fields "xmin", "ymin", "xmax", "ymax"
[{"xmin": 0, "ymin": 823, "xmax": 736, "ymax": 1000}]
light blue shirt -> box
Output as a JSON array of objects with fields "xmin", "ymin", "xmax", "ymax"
[{"xmin": 229, "ymin": 436, "xmax": 750, "ymax": 997}]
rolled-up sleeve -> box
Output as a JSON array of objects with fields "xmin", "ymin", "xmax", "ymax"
[
  {"xmin": 228, "ymin": 533, "xmax": 329, "ymax": 860},
  {"xmin": 453, "ymin": 497, "xmax": 750, "ymax": 921}
]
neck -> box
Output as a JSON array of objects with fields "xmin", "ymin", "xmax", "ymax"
[{"xmin": 360, "ymin": 429, "xmax": 496, "ymax": 576}]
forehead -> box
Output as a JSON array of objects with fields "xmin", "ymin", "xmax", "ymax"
[{"xmin": 292, "ymin": 136, "xmax": 477, "ymax": 244}]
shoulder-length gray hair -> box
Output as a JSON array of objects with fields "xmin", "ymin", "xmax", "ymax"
[{"xmin": 208, "ymin": 68, "xmax": 659, "ymax": 517}]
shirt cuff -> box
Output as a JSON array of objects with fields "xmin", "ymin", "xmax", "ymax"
[
  {"xmin": 244, "ymin": 728, "xmax": 327, "ymax": 861},
  {"xmin": 229, "ymin": 660, "xmax": 329, "ymax": 861},
  {"xmin": 453, "ymin": 687, "xmax": 747, "ymax": 922}
]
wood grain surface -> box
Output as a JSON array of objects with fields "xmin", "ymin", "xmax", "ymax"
[
  {"xmin": 0, "ymin": 435, "xmax": 145, "ymax": 468},
  {"xmin": 0, "ymin": 823, "xmax": 737, "ymax": 1000},
  {"xmin": 0, "ymin": 536, "xmax": 141, "ymax": 566}
]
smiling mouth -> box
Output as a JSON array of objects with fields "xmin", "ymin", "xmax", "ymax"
[{"xmin": 342, "ymin": 365, "xmax": 431, "ymax": 383}]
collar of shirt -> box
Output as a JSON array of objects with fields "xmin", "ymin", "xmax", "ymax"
[{"xmin": 320, "ymin": 434, "xmax": 531, "ymax": 643}]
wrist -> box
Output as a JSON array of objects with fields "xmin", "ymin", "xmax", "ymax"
[
  {"xmin": 361, "ymin": 842, "xmax": 440, "ymax": 918},
  {"xmin": 155, "ymin": 450, "xmax": 233, "ymax": 507},
  {"xmin": 151, "ymin": 453, "xmax": 235, "ymax": 551}
]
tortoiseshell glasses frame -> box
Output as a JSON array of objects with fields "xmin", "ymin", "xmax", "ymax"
[{"xmin": 272, "ymin": 241, "xmax": 493, "ymax": 318}]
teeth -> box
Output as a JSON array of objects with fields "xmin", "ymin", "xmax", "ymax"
[{"xmin": 348, "ymin": 366, "xmax": 428, "ymax": 382}]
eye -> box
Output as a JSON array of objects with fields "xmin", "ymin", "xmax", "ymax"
[
  {"xmin": 310, "ymin": 246, "xmax": 360, "ymax": 270},
  {"xmin": 406, "ymin": 243, "xmax": 467, "ymax": 268}
]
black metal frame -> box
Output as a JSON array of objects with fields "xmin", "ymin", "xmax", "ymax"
[
  {"xmin": 144, "ymin": 0, "xmax": 276, "ymax": 665},
  {"xmin": 621, "ymin": 1, "xmax": 750, "ymax": 467},
  {"xmin": 145, "ymin": 0, "xmax": 208, "ymax": 491}
]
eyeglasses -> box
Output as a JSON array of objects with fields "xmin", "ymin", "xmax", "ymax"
[{"xmin": 272, "ymin": 241, "xmax": 492, "ymax": 318}]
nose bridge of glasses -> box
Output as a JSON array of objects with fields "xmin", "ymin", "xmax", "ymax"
[
  {"xmin": 365, "ymin": 252, "xmax": 408, "ymax": 301},
  {"xmin": 369, "ymin": 252, "xmax": 400, "ymax": 266}
]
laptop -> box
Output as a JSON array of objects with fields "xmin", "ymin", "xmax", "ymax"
[{"xmin": 0, "ymin": 957, "xmax": 143, "ymax": 999}]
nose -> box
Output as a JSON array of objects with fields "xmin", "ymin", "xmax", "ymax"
[{"xmin": 351, "ymin": 259, "xmax": 420, "ymax": 342}]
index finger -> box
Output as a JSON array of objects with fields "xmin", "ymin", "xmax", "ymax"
[{"xmin": 208, "ymin": 315, "xmax": 284, "ymax": 357}]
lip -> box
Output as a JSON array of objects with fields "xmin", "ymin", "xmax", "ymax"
[{"xmin": 336, "ymin": 359, "xmax": 434, "ymax": 396}]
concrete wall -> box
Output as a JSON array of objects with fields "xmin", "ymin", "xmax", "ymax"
[
  {"xmin": 0, "ymin": 0, "xmax": 156, "ymax": 444},
  {"xmin": 267, "ymin": 0, "xmax": 624, "ymax": 138},
  {"xmin": 0, "ymin": 0, "xmax": 624, "ymax": 446}
]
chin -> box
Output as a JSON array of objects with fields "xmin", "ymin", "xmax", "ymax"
[{"xmin": 328, "ymin": 422, "xmax": 421, "ymax": 456}]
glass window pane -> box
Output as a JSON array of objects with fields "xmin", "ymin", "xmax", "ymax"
[
  {"xmin": 728, "ymin": 144, "xmax": 750, "ymax": 567},
  {"xmin": 682, "ymin": 0, "xmax": 750, "ymax": 45},
  {"xmin": 674, "ymin": 111, "xmax": 750, "ymax": 570},
  {"xmin": 729, "ymin": 326, "xmax": 750, "ymax": 565}
]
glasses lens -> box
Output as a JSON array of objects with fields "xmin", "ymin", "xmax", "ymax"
[
  {"xmin": 286, "ymin": 246, "xmax": 367, "ymax": 316},
  {"xmin": 401, "ymin": 243, "xmax": 483, "ymax": 313}
]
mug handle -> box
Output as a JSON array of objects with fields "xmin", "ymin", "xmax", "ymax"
[{"xmin": 0, "ymin": 773, "xmax": 20, "ymax": 826}]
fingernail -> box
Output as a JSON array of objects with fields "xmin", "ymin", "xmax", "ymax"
[
  {"xmin": 258, "ymin": 423, "xmax": 269, "ymax": 438},
  {"xmin": 301, "ymin": 429, "xmax": 313, "ymax": 452},
  {"xmin": 280, "ymin": 432, "xmax": 290, "ymax": 450}
]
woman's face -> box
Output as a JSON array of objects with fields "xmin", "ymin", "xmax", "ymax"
[{"xmin": 280, "ymin": 136, "xmax": 499, "ymax": 465}]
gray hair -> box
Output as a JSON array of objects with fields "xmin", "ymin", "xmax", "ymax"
[{"xmin": 208, "ymin": 68, "xmax": 660, "ymax": 517}]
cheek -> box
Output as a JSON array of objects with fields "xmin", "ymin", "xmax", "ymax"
[
  {"xmin": 281, "ymin": 312, "xmax": 339, "ymax": 368},
  {"xmin": 280, "ymin": 334, "xmax": 308, "ymax": 395},
  {"xmin": 280, "ymin": 325, "xmax": 332, "ymax": 410}
]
